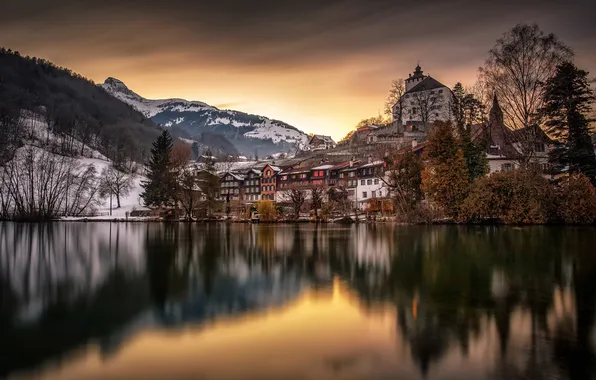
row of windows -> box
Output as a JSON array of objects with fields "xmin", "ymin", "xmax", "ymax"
[
  {"xmin": 362, "ymin": 189, "xmax": 384, "ymax": 199},
  {"xmin": 221, "ymin": 189, "xmax": 240, "ymax": 195},
  {"xmin": 360, "ymin": 179, "xmax": 380, "ymax": 186},
  {"xmin": 404, "ymin": 89, "xmax": 444, "ymax": 99},
  {"xmin": 262, "ymin": 178, "xmax": 275, "ymax": 184},
  {"xmin": 221, "ymin": 181, "xmax": 239, "ymax": 188},
  {"xmin": 244, "ymin": 179, "xmax": 259, "ymax": 186},
  {"xmin": 245, "ymin": 187, "xmax": 260, "ymax": 194}
]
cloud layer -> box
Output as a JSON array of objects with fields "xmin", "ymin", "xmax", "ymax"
[{"xmin": 2, "ymin": 0, "xmax": 595, "ymax": 139}]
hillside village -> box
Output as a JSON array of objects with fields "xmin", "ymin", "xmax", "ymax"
[
  {"xmin": 194, "ymin": 64, "xmax": 558, "ymax": 220},
  {"xmin": 1, "ymin": 23, "xmax": 596, "ymax": 224}
]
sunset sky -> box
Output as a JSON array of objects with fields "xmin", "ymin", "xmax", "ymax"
[{"xmin": 2, "ymin": 0, "xmax": 595, "ymax": 140}]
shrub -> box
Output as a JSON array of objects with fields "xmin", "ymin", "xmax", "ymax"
[
  {"xmin": 556, "ymin": 173, "xmax": 596, "ymax": 224},
  {"xmin": 257, "ymin": 200, "xmax": 277, "ymax": 222},
  {"xmin": 461, "ymin": 169, "xmax": 552, "ymax": 224}
]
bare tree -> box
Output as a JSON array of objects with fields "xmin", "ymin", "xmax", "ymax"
[
  {"xmin": 285, "ymin": 188, "xmax": 306, "ymax": 219},
  {"xmin": 0, "ymin": 146, "xmax": 99, "ymax": 220},
  {"xmin": 174, "ymin": 166, "xmax": 201, "ymax": 220},
  {"xmin": 99, "ymin": 165, "xmax": 134, "ymax": 208},
  {"xmin": 385, "ymin": 78, "xmax": 406, "ymax": 125},
  {"xmin": 385, "ymin": 78, "xmax": 406, "ymax": 128},
  {"xmin": 479, "ymin": 23, "xmax": 573, "ymax": 164},
  {"xmin": 411, "ymin": 90, "xmax": 443, "ymax": 131},
  {"xmin": 309, "ymin": 187, "xmax": 325, "ymax": 221}
]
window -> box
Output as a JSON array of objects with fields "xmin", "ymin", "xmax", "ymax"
[
  {"xmin": 348, "ymin": 171, "xmax": 355, "ymax": 177},
  {"xmin": 435, "ymin": 113, "xmax": 439, "ymax": 117},
  {"xmin": 501, "ymin": 163, "xmax": 514, "ymax": 172},
  {"xmin": 534, "ymin": 143, "xmax": 545, "ymax": 153},
  {"xmin": 300, "ymin": 173, "xmax": 307, "ymax": 179},
  {"xmin": 412, "ymin": 108, "xmax": 417, "ymax": 115},
  {"xmin": 367, "ymin": 179, "xmax": 372, "ymax": 185},
  {"xmin": 372, "ymin": 191, "xmax": 376, "ymax": 198},
  {"xmin": 374, "ymin": 179, "xmax": 379, "ymax": 185},
  {"xmin": 360, "ymin": 180, "xmax": 365, "ymax": 185},
  {"xmin": 438, "ymin": 89, "xmax": 443, "ymax": 94},
  {"xmin": 362, "ymin": 191, "xmax": 368, "ymax": 199}
]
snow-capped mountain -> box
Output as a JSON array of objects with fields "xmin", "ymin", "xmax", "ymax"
[{"xmin": 100, "ymin": 78, "xmax": 309, "ymax": 156}]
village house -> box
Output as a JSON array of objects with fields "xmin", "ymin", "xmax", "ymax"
[
  {"xmin": 474, "ymin": 95, "xmax": 553, "ymax": 175},
  {"xmin": 243, "ymin": 168, "xmax": 262, "ymax": 202},
  {"xmin": 261, "ymin": 164, "xmax": 281, "ymax": 201},
  {"xmin": 355, "ymin": 159, "xmax": 389, "ymax": 209},
  {"xmin": 307, "ymin": 134, "xmax": 336, "ymax": 150},
  {"xmin": 392, "ymin": 64, "xmax": 452, "ymax": 132},
  {"xmin": 220, "ymin": 172, "xmax": 245, "ymax": 202}
]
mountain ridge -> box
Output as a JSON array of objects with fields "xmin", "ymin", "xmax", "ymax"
[{"xmin": 100, "ymin": 78, "xmax": 309, "ymax": 157}]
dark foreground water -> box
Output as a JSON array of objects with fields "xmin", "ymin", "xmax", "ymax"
[{"xmin": 1, "ymin": 223, "xmax": 595, "ymax": 380}]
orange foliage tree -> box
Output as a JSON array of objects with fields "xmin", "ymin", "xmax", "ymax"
[{"xmin": 421, "ymin": 121, "xmax": 470, "ymax": 219}]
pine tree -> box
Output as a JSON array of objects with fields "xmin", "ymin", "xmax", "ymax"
[
  {"xmin": 141, "ymin": 130, "xmax": 174, "ymax": 207},
  {"xmin": 542, "ymin": 62, "xmax": 596, "ymax": 185},
  {"xmin": 451, "ymin": 83, "xmax": 489, "ymax": 180}
]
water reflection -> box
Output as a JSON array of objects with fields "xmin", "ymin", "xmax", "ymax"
[{"xmin": 0, "ymin": 223, "xmax": 595, "ymax": 379}]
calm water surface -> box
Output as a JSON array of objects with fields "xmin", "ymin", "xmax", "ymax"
[{"xmin": 1, "ymin": 223, "xmax": 595, "ymax": 380}]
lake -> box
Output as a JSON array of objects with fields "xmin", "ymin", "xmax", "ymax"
[{"xmin": 1, "ymin": 222, "xmax": 595, "ymax": 380}]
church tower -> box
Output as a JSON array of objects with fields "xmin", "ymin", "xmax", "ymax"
[{"xmin": 405, "ymin": 64, "xmax": 426, "ymax": 91}]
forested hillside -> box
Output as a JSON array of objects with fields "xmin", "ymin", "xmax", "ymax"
[{"xmin": 0, "ymin": 48, "xmax": 162, "ymax": 164}]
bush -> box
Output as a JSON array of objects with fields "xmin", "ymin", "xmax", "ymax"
[
  {"xmin": 461, "ymin": 169, "xmax": 552, "ymax": 224},
  {"xmin": 257, "ymin": 200, "xmax": 277, "ymax": 222},
  {"xmin": 555, "ymin": 173, "xmax": 596, "ymax": 224}
]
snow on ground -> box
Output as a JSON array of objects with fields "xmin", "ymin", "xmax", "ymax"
[
  {"xmin": 22, "ymin": 113, "xmax": 108, "ymax": 160},
  {"xmin": 75, "ymin": 157, "xmax": 148, "ymax": 219},
  {"xmin": 13, "ymin": 113, "xmax": 149, "ymax": 220}
]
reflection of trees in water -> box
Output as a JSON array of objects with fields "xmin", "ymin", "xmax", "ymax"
[
  {"xmin": 1, "ymin": 223, "xmax": 596, "ymax": 380},
  {"xmin": 0, "ymin": 222, "xmax": 149, "ymax": 378},
  {"xmin": 330, "ymin": 225, "xmax": 596, "ymax": 380}
]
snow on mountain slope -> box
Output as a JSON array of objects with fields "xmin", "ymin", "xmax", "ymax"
[
  {"xmin": 100, "ymin": 78, "xmax": 309, "ymax": 156},
  {"xmin": 101, "ymin": 77, "xmax": 215, "ymax": 118}
]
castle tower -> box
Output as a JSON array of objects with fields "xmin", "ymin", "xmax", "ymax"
[{"xmin": 405, "ymin": 64, "xmax": 426, "ymax": 91}]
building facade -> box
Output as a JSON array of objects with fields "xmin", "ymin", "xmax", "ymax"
[
  {"xmin": 261, "ymin": 164, "xmax": 281, "ymax": 201},
  {"xmin": 392, "ymin": 65, "xmax": 452, "ymax": 131}
]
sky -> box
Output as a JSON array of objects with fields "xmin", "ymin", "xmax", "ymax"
[{"xmin": 1, "ymin": 0, "xmax": 595, "ymax": 140}]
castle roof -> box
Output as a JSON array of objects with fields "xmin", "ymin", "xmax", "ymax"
[{"xmin": 405, "ymin": 76, "xmax": 448, "ymax": 94}]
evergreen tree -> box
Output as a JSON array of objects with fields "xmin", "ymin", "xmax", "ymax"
[
  {"xmin": 141, "ymin": 130, "xmax": 174, "ymax": 207},
  {"xmin": 451, "ymin": 83, "xmax": 489, "ymax": 180},
  {"xmin": 542, "ymin": 62, "xmax": 596, "ymax": 185}
]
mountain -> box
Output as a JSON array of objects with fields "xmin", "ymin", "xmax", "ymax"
[
  {"xmin": 0, "ymin": 48, "xmax": 163, "ymax": 164},
  {"xmin": 100, "ymin": 78, "xmax": 309, "ymax": 157}
]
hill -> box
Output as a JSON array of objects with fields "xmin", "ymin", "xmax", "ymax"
[{"xmin": 0, "ymin": 48, "xmax": 162, "ymax": 164}]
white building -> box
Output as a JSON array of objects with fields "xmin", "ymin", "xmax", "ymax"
[
  {"xmin": 392, "ymin": 64, "xmax": 452, "ymax": 131},
  {"xmin": 354, "ymin": 160, "xmax": 390, "ymax": 210}
]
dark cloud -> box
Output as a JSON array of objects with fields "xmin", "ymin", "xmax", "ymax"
[
  {"xmin": 1, "ymin": 0, "xmax": 595, "ymax": 138},
  {"xmin": 3, "ymin": 0, "xmax": 595, "ymax": 68}
]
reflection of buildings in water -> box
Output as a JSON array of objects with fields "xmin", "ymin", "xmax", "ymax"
[{"xmin": 353, "ymin": 225, "xmax": 391, "ymax": 270}]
